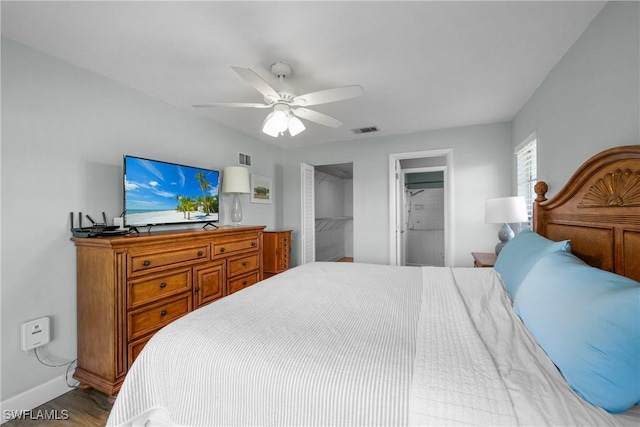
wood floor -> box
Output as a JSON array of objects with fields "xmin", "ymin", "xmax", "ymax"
[{"xmin": 3, "ymin": 389, "xmax": 112, "ymax": 427}]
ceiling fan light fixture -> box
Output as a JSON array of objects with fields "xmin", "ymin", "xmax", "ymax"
[
  {"xmin": 262, "ymin": 104, "xmax": 293, "ymax": 137},
  {"xmin": 262, "ymin": 112, "xmax": 280, "ymax": 137},
  {"xmin": 271, "ymin": 110, "xmax": 289, "ymax": 133},
  {"xmin": 288, "ymin": 115, "xmax": 306, "ymax": 137}
]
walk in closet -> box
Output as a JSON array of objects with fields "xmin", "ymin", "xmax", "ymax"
[{"xmin": 314, "ymin": 163, "xmax": 353, "ymax": 262}]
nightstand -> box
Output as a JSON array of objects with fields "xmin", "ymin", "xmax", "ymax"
[{"xmin": 472, "ymin": 252, "xmax": 497, "ymax": 268}]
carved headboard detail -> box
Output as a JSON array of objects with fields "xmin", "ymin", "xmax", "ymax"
[
  {"xmin": 533, "ymin": 145, "xmax": 640, "ymax": 281},
  {"xmin": 578, "ymin": 168, "xmax": 640, "ymax": 208}
]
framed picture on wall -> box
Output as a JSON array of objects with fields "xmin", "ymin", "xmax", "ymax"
[{"xmin": 250, "ymin": 175, "xmax": 272, "ymax": 204}]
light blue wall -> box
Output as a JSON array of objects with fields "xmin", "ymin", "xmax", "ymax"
[
  {"xmin": 512, "ymin": 1, "xmax": 639, "ymax": 195},
  {"xmin": 1, "ymin": 38, "xmax": 282, "ymax": 403}
]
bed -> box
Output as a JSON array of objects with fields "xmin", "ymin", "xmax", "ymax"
[{"xmin": 107, "ymin": 145, "xmax": 640, "ymax": 426}]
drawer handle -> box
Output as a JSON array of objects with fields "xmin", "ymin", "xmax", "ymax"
[
  {"xmin": 220, "ymin": 247, "xmax": 225, "ymax": 253},
  {"xmin": 160, "ymin": 310, "xmax": 167, "ymax": 317},
  {"xmin": 242, "ymin": 261, "xmax": 248, "ymax": 266},
  {"xmin": 143, "ymin": 260, "xmax": 151, "ymax": 267},
  {"xmin": 242, "ymin": 280, "xmax": 248, "ymax": 286},
  {"xmin": 159, "ymin": 282, "xmax": 167, "ymax": 289},
  {"xmin": 197, "ymin": 250, "xmax": 203, "ymax": 257},
  {"xmin": 194, "ymin": 287, "xmax": 199, "ymax": 292},
  {"xmin": 251, "ymin": 242, "xmax": 256, "ymax": 247}
]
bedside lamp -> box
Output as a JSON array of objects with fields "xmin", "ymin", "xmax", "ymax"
[
  {"xmin": 484, "ymin": 196, "xmax": 528, "ymax": 255},
  {"xmin": 222, "ymin": 166, "xmax": 250, "ymax": 226}
]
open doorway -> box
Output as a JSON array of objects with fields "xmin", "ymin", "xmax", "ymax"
[
  {"xmin": 402, "ymin": 168, "xmax": 445, "ymax": 266},
  {"xmin": 301, "ymin": 162, "xmax": 354, "ymax": 264},
  {"xmin": 389, "ymin": 149, "xmax": 453, "ymax": 266}
]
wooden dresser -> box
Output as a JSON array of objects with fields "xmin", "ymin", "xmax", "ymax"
[
  {"xmin": 71, "ymin": 225, "xmax": 265, "ymax": 401},
  {"xmin": 262, "ymin": 230, "xmax": 291, "ymax": 278}
]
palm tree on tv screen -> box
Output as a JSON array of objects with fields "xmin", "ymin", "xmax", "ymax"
[
  {"xmin": 195, "ymin": 172, "xmax": 211, "ymax": 215},
  {"xmin": 176, "ymin": 195, "xmax": 196, "ymax": 219},
  {"xmin": 205, "ymin": 195, "xmax": 218, "ymax": 214}
]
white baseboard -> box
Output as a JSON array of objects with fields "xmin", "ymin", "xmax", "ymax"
[{"xmin": 0, "ymin": 378, "xmax": 72, "ymax": 424}]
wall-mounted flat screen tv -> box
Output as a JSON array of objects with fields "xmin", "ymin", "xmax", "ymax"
[{"xmin": 124, "ymin": 155, "xmax": 220, "ymax": 227}]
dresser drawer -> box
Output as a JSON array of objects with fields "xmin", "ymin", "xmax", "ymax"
[
  {"xmin": 281, "ymin": 249, "xmax": 290, "ymax": 270},
  {"xmin": 228, "ymin": 271, "xmax": 260, "ymax": 295},
  {"xmin": 212, "ymin": 236, "xmax": 259, "ymax": 258},
  {"xmin": 128, "ymin": 268, "xmax": 191, "ymax": 308},
  {"xmin": 128, "ymin": 245, "xmax": 209, "ymax": 276},
  {"xmin": 280, "ymin": 234, "xmax": 290, "ymax": 269},
  {"xmin": 128, "ymin": 294, "xmax": 191, "ymax": 341},
  {"xmin": 227, "ymin": 253, "xmax": 260, "ymax": 278},
  {"xmin": 128, "ymin": 336, "xmax": 152, "ymax": 368}
]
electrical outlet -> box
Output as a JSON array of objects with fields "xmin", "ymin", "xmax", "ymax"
[{"xmin": 21, "ymin": 317, "xmax": 50, "ymax": 351}]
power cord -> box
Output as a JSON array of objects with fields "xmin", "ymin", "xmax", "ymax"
[{"xmin": 33, "ymin": 347, "xmax": 79, "ymax": 388}]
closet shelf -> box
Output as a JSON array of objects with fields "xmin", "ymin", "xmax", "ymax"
[
  {"xmin": 315, "ymin": 216, "xmax": 353, "ymax": 231},
  {"xmin": 315, "ymin": 216, "xmax": 353, "ymax": 221}
]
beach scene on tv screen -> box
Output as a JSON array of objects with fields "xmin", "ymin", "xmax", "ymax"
[{"xmin": 125, "ymin": 157, "xmax": 219, "ymax": 226}]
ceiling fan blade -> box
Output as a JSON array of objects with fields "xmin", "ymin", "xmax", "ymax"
[
  {"xmin": 192, "ymin": 102, "xmax": 271, "ymax": 108},
  {"xmin": 292, "ymin": 85, "xmax": 364, "ymax": 107},
  {"xmin": 232, "ymin": 66, "xmax": 280, "ymax": 102},
  {"xmin": 292, "ymin": 108, "xmax": 343, "ymax": 128}
]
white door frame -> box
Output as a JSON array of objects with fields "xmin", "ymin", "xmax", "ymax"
[
  {"xmin": 388, "ymin": 149, "xmax": 453, "ymax": 266},
  {"xmin": 398, "ymin": 170, "xmax": 407, "ymax": 266}
]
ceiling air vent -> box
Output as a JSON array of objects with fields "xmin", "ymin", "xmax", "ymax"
[
  {"xmin": 352, "ymin": 126, "xmax": 378, "ymax": 135},
  {"xmin": 238, "ymin": 152, "xmax": 251, "ymax": 166}
]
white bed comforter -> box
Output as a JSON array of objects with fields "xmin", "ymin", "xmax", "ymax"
[{"xmin": 107, "ymin": 262, "xmax": 621, "ymax": 426}]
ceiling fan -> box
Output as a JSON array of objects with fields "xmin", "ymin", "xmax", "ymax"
[{"xmin": 193, "ymin": 62, "xmax": 364, "ymax": 137}]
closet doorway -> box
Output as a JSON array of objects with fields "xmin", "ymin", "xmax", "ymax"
[{"xmin": 300, "ymin": 162, "xmax": 354, "ymax": 264}]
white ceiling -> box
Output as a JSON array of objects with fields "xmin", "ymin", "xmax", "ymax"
[{"xmin": 1, "ymin": 1, "xmax": 606, "ymax": 148}]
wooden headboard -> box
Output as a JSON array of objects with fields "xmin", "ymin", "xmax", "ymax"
[{"xmin": 533, "ymin": 145, "xmax": 640, "ymax": 282}]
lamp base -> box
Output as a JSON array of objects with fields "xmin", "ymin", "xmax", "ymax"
[
  {"xmin": 495, "ymin": 223, "xmax": 515, "ymax": 255},
  {"xmin": 230, "ymin": 193, "xmax": 243, "ymax": 226}
]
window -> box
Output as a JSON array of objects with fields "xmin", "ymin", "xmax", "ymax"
[{"xmin": 516, "ymin": 133, "xmax": 537, "ymax": 221}]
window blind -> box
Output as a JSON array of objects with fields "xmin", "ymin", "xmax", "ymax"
[{"xmin": 516, "ymin": 137, "xmax": 537, "ymax": 220}]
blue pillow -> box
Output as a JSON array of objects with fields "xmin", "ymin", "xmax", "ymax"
[
  {"xmin": 493, "ymin": 230, "xmax": 570, "ymax": 299},
  {"xmin": 513, "ymin": 251, "xmax": 640, "ymax": 413}
]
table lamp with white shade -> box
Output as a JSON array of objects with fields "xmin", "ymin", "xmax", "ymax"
[
  {"xmin": 222, "ymin": 166, "xmax": 250, "ymax": 226},
  {"xmin": 484, "ymin": 196, "xmax": 528, "ymax": 255}
]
